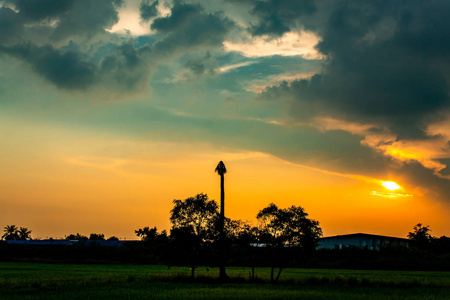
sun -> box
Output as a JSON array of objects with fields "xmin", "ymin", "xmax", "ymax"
[{"xmin": 382, "ymin": 181, "xmax": 401, "ymax": 191}]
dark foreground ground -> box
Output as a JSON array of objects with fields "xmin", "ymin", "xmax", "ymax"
[{"xmin": 1, "ymin": 262, "xmax": 449, "ymax": 299}]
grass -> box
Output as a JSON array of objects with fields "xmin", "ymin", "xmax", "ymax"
[{"xmin": 0, "ymin": 262, "xmax": 449, "ymax": 299}]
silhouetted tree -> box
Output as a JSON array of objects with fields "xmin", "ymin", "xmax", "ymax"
[
  {"xmin": 224, "ymin": 219, "xmax": 251, "ymax": 243},
  {"xmin": 223, "ymin": 220, "xmax": 261, "ymax": 280},
  {"xmin": 169, "ymin": 194, "xmax": 219, "ymax": 277},
  {"xmin": 65, "ymin": 233, "xmax": 88, "ymax": 240},
  {"xmin": 257, "ymin": 203, "xmax": 322, "ymax": 249},
  {"xmin": 2, "ymin": 225, "xmax": 19, "ymax": 240},
  {"xmin": 257, "ymin": 203, "xmax": 322, "ymax": 283},
  {"xmin": 170, "ymin": 226, "xmax": 203, "ymax": 278},
  {"xmin": 107, "ymin": 236, "xmax": 119, "ymax": 241},
  {"xmin": 170, "ymin": 193, "xmax": 219, "ymax": 242},
  {"xmin": 432, "ymin": 235, "xmax": 450, "ymax": 254},
  {"xmin": 135, "ymin": 226, "xmax": 158, "ymax": 242},
  {"xmin": 89, "ymin": 233, "xmax": 105, "ymax": 240},
  {"xmin": 18, "ymin": 227, "xmax": 32, "ymax": 240},
  {"xmin": 408, "ymin": 223, "xmax": 433, "ymax": 250},
  {"xmin": 215, "ymin": 161, "xmax": 228, "ymax": 280},
  {"xmin": 408, "ymin": 223, "xmax": 432, "ymax": 242}
]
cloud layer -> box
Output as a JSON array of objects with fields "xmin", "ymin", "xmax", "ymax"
[{"xmin": 1, "ymin": 0, "xmax": 450, "ymax": 203}]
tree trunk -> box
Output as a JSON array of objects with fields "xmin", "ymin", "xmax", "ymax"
[
  {"xmin": 220, "ymin": 174, "xmax": 225, "ymax": 220},
  {"xmin": 251, "ymin": 267, "xmax": 255, "ymax": 281},
  {"xmin": 270, "ymin": 267, "xmax": 275, "ymax": 283},
  {"xmin": 191, "ymin": 266, "xmax": 196, "ymax": 279},
  {"xmin": 219, "ymin": 173, "xmax": 227, "ymax": 280},
  {"xmin": 275, "ymin": 267, "xmax": 283, "ymax": 283}
]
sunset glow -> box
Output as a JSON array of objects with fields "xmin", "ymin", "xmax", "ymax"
[
  {"xmin": 382, "ymin": 181, "xmax": 401, "ymax": 191},
  {"xmin": 1, "ymin": 0, "xmax": 450, "ymax": 240}
]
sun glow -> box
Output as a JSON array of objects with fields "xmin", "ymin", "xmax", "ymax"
[{"xmin": 382, "ymin": 181, "xmax": 401, "ymax": 191}]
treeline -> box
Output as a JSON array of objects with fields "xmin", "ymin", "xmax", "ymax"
[
  {"xmin": 2, "ymin": 194, "xmax": 450, "ymax": 275},
  {"xmin": 407, "ymin": 223, "xmax": 450, "ymax": 255},
  {"xmin": 1, "ymin": 193, "xmax": 323, "ymax": 282}
]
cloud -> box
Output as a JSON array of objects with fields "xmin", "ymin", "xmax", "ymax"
[
  {"xmin": 139, "ymin": 0, "xmax": 159, "ymax": 22},
  {"xmin": 99, "ymin": 43, "xmax": 153, "ymax": 94},
  {"xmin": 246, "ymin": 71, "xmax": 317, "ymax": 93},
  {"xmin": 9, "ymin": 0, "xmax": 75, "ymax": 22},
  {"xmin": 314, "ymin": 117, "xmax": 450, "ymax": 179},
  {"xmin": 218, "ymin": 61, "xmax": 255, "ymax": 73},
  {"xmin": 223, "ymin": 31, "xmax": 324, "ymax": 59},
  {"xmin": 256, "ymin": 2, "xmax": 449, "ymax": 125},
  {"xmin": 0, "ymin": 0, "xmax": 158, "ymax": 94},
  {"xmin": 371, "ymin": 191, "xmax": 413, "ymax": 198},
  {"xmin": 2, "ymin": 0, "xmax": 450, "ymax": 203},
  {"xmin": 228, "ymin": 0, "xmax": 316, "ymax": 37},
  {"xmin": 151, "ymin": 1, "xmax": 234, "ymax": 56},
  {"xmin": 256, "ymin": 1, "xmax": 450, "ymax": 176},
  {"xmin": 2, "ymin": 43, "xmax": 97, "ymax": 89},
  {"xmin": 1, "ymin": 41, "xmax": 152, "ymax": 93},
  {"xmin": 1, "ymin": 0, "xmax": 123, "ymax": 43},
  {"xmin": 0, "ymin": 6, "xmax": 23, "ymax": 46},
  {"xmin": 50, "ymin": 0, "xmax": 123, "ymax": 41}
]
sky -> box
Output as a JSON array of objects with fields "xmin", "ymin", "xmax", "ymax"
[{"xmin": 1, "ymin": 0, "xmax": 450, "ymax": 240}]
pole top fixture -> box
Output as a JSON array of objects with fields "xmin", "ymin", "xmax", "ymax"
[{"xmin": 215, "ymin": 161, "xmax": 227, "ymax": 175}]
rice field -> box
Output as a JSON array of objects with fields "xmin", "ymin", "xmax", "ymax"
[{"xmin": 0, "ymin": 262, "xmax": 449, "ymax": 299}]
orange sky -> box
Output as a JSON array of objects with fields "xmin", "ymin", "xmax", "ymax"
[
  {"xmin": 1, "ymin": 118, "xmax": 449, "ymax": 240},
  {"xmin": 1, "ymin": 0, "xmax": 450, "ymax": 241}
]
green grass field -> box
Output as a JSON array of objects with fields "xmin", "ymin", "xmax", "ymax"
[{"xmin": 1, "ymin": 262, "xmax": 449, "ymax": 299}]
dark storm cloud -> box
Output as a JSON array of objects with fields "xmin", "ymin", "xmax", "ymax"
[
  {"xmin": 184, "ymin": 52, "xmax": 214, "ymax": 76},
  {"xmin": 151, "ymin": 1, "xmax": 234, "ymax": 56},
  {"xmin": 1, "ymin": 43, "xmax": 97, "ymax": 89},
  {"xmin": 0, "ymin": 0, "xmax": 236, "ymax": 92},
  {"xmin": 0, "ymin": 41, "xmax": 152, "ymax": 91},
  {"xmin": 258, "ymin": 0, "xmax": 450, "ymax": 138},
  {"xmin": 249, "ymin": 0, "xmax": 316, "ymax": 36},
  {"xmin": 0, "ymin": 6, "xmax": 22, "ymax": 45},
  {"xmin": 225, "ymin": 0, "xmax": 316, "ymax": 36},
  {"xmin": 393, "ymin": 162, "xmax": 450, "ymax": 197},
  {"xmin": 50, "ymin": 0, "xmax": 123, "ymax": 41},
  {"xmin": 99, "ymin": 43, "xmax": 152, "ymax": 92},
  {"xmin": 1, "ymin": 0, "xmax": 123, "ymax": 41},
  {"xmin": 12, "ymin": 0, "xmax": 75, "ymax": 21},
  {"xmin": 0, "ymin": 0, "xmax": 157, "ymax": 93},
  {"xmin": 139, "ymin": 0, "xmax": 159, "ymax": 22},
  {"xmin": 238, "ymin": 0, "xmax": 450, "ymax": 199}
]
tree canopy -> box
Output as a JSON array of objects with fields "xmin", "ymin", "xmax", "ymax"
[
  {"xmin": 408, "ymin": 223, "xmax": 432, "ymax": 243},
  {"xmin": 2, "ymin": 225, "xmax": 32, "ymax": 240},
  {"xmin": 257, "ymin": 203, "xmax": 322, "ymax": 251},
  {"xmin": 170, "ymin": 193, "xmax": 219, "ymax": 242}
]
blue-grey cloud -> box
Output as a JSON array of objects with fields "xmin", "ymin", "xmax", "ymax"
[
  {"xmin": 1, "ymin": 41, "xmax": 151, "ymax": 91},
  {"xmin": 50, "ymin": 0, "xmax": 123, "ymax": 41},
  {"xmin": 11, "ymin": 0, "xmax": 75, "ymax": 21},
  {"xmin": 139, "ymin": 0, "xmax": 159, "ymax": 22},
  {"xmin": 183, "ymin": 52, "xmax": 215, "ymax": 77},
  {"xmin": 231, "ymin": 0, "xmax": 450, "ymax": 199},
  {"xmin": 0, "ymin": 6, "xmax": 22, "ymax": 45},
  {"xmin": 226, "ymin": 0, "xmax": 316, "ymax": 36},
  {"xmin": 1, "ymin": 0, "xmax": 450, "ymax": 202},
  {"xmin": 151, "ymin": 1, "xmax": 234, "ymax": 56},
  {"xmin": 0, "ymin": 0, "xmax": 236, "ymax": 92},
  {"xmin": 258, "ymin": 1, "xmax": 450, "ymax": 138},
  {"xmin": 249, "ymin": 0, "xmax": 316, "ymax": 36},
  {"xmin": 1, "ymin": 0, "xmax": 123, "ymax": 41},
  {"xmin": 0, "ymin": 0, "xmax": 158, "ymax": 93},
  {"xmin": 2, "ymin": 43, "xmax": 97, "ymax": 89}
]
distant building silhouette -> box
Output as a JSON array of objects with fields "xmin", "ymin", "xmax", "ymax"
[
  {"xmin": 3, "ymin": 240, "xmax": 139, "ymax": 247},
  {"xmin": 318, "ymin": 233, "xmax": 410, "ymax": 250}
]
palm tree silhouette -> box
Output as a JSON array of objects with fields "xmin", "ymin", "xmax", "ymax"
[
  {"xmin": 2, "ymin": 225, "xmax": 19, "ymax": 240},
  {"xmin": 215, "ymin": 161, "xmax": 227, "ymax": 279},
  {"xmin": 18, "ymin": 227, "xmax": 32, "ymax": 240}
]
